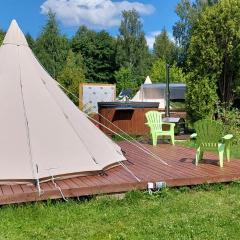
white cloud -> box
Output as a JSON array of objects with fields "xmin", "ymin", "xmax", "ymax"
[
  {"xmin": 146, "ymin": 31, "xmax": 175, "ymax": 49},
  {"xmin": 41, "ymin": 0, "xmax": 155, "ymax": 29},
  {"xmin": 146, "ymin": 31, "xmax": 161, "ymax": 49}
]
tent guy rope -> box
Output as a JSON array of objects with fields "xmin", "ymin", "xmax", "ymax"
[
  {"xmin": 58, "ymin": 84, "xmax": 169, "ymax": 167},
  {"xmin": 34, "ymin": 61, "xmax": 142, "ymax": 184}
]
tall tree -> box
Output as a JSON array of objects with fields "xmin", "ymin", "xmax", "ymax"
[
  {"xmin": 173, "ymin": 0, "xmax": 218, "ymax": 67},
  {"xmin": 153, "ymin": 28, "xmax": 175, "ymax": 63},
  {"xmin": 34, "ymin": 12, "xmax": 69, "ymax": 79},
  {"xmin": 58, "ymin": 50, "xmax": 86, "ymax": 105},
  {"xmin": 72, "ymin": 26, "xmax": 117, "ymax": 83},
  {"xmin": 116, "ymin": 9, "xmax": 151, "ymax": 85},
  {"xmin": 186, "ymin": 0, "xmax": 240, "ymax": 121}
]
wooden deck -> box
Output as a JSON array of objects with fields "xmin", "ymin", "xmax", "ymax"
[{"xmin": 0, "ymin": 142, "xmax": 240, "ymax": 205}]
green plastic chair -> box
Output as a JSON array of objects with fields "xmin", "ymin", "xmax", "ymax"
[
  {"xmin": 191, "ymin": 119, "xmax": 233, "ymax": 167},
  {"xmin": 145, "ymin": 111, "xmax": 175, "ymax": 146}
]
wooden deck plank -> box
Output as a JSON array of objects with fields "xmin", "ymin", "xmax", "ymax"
[
  {"xmin": 1, "ymin": 185, "xmax": 13, "ymax": 195},
  {"xmin": 71, "ymin": 177, "xmax": 89, "ymax": 187},
  {"xmin": 123, "ymin": 143, "xmax": 230, "ymax": 178},
  {"xmin": 63, "ymin": 179, "xmax": 80, "ymax": 189},
  {"xmin": 80, "ymin": 176, "xmax": 101, "ymax": 186},
  {"xmin": 11, "ymin": 184, "xmax": 24, "ymax": 195},
  {"xmin": 20, "ymin": 184, "xmax": 34, "ymax": 194},
  {"xmin": 0, "ymin": 187, "xmax": 4, "ymax": 196},
  {"xmin": 0, "ymin": 142, "xmax": 240, "ymax": 205},
  {"xmin": 122, "ymin": 146, "xmax": 206, "ymax": 180}
]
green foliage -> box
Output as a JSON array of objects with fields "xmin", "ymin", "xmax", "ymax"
[
  {"xmin": 116, "ymin": 9, "xmax": 151, "ymax": 86},
  {"xmin": 34, "ymin": 12, "xmax": 69, "ymax": 78},
  {"xmin": 173, "ymin": 0, "xmax": 218, "ymax": 67},
  {"xmin": 188, "ymin": 0, "xmax": 240, "ymax": 105},
  {"xmin": 72, "ymin": 26, "xmax": 117, "ymax": 83},
  {"xmin": 186, "ymin": 0, "xmax": 240, "ymax": 122},
  {"xmin": 0, "ymin": 29, "xmax": 5, "ymax": 45},
  {"xmin": 217, "ymin": 105, "xmax": 240, "ymax": 145},
  {"xmin": 170, "ymin": 101, "xmax": 185, "ymax": 110},
  {"xmin": 153, "ymin": 28, "xmax": 176, "ymax": 63},
  {"xmin": 114, "ymin": 67, "xmax": 137, "ymax": 94},
  {"xmin": 150, "ymin": 58, "xmax": 187, "ymax": 83},
  {"xmin": 186, "ymin": 73, "xmax": 218, "ymax": 122},
  {"xmin": 25, "ymin": 33, "xmax": 35, "ymax": 50},
  {"xmin": 58, "ymin": 50, "xmax": 86, "ymax": 105},
  {"xmin": 2, "ymin": 185, "xmax": 240, "ymax": 239}
]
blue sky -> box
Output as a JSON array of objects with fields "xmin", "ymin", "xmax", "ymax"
[{"xmin": 0, "ymin": 0, "xmax": 180, "ymax": 48}]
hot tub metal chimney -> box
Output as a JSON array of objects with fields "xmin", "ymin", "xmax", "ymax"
[{"xmin": 165, "ymin": 64, "xmax": 170, "ymax": 117}]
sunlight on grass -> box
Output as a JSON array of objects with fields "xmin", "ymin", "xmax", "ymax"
[{"xmin": 1, "ymin": 184, "xmax": 240, "ymax": 239}]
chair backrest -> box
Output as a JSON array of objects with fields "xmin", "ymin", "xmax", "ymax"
[
  {"xmin": 194, "ymin": 119, "xmax": 223, "ymax": 148},
  {"xmin": 145, "ymin": 111, "xmax": 164, "ymax": 132}
]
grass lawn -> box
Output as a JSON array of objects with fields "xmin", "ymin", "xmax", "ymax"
[{"xmin": 1, "ymin": 184, "xmax": 240, "ymax": 239}]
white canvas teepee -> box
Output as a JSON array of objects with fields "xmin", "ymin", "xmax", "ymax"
[
  {"xmin": 0, "ymin": 20, "xmax": 125, "ymax": 183},
  {"xmin": 132, "ymin": 76, "xmax": 152, "ymax": 101}
]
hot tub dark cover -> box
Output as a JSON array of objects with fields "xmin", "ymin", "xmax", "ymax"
[{"xmin": 98, "ymin": 102, "xmax": 159, "ymax": 109}]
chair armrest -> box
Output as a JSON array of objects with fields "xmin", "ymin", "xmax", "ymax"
[
  {"xmin": 222, "ymin": 134, "xmax": 233, "ymax": 141},
  {"xmin": 190, "ymin": 133, "xmax": 197, "ymax": 139}
]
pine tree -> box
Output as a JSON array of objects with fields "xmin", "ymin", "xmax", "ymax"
[
  {"xmin": 34, "ymin": 11, "xmax": 69, "ymax": 79},
  {"xmin": 153, "ymin": 28, "xmax": 175, "ymax": 64},
  {"xmin": 116, "ymin": 9, "xmax": 151, "ymax": 85}
]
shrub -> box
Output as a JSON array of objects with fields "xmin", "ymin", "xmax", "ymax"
[
  {"xmin": 115, "ymin": 67, "xmax": 138, "ymax": 95},
  {"xmin": 150, "ymin": 58, "xmax": 187, "ymax": 83},
  {"xmin": 217, "ymin": 105, "xmax": 240, "ymax": 145},
  {"xmin": 186, "ymin": 73, "xmax": 218, "ymax": 123}
]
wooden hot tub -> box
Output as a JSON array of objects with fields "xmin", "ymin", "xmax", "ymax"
[{"xmin": 97, "ymin": 102, "xmax": 186, "ymax": 135}]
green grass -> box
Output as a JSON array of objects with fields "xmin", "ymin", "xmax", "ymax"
[
  {"xmin": 170, "ymin": 101, "xmax": 185, "ymax": 110},
  {"xmin": 111, "ymin": 134, "xmax": 146, "ymax": 142},
  {"xmin": 1, "ymin": 184, "xmax": 240, "ymax": 239}
]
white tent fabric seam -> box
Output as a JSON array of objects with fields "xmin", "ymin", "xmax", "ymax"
[{"xmin": 17, "ymin": 46, "xmax": 40, "ymax": 189}]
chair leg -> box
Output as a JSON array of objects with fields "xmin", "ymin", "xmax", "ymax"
[
  {"xmin": 218, "ymin": 143, "xmax": 225, "ymax": 167},
  {"xmin": 196, "ymin": 147, "xmax": 203, "ymax": 166},
  {"xmin": 152, "ymin": 133, "xmax": 157, "ymax": 146},
  {"xmin": 225, "ymin": 142, "xmax": 231, "ymax": 162},
  {"xmin": 171, "ymin": 134, "xmax": 175, "ymax": 145}
]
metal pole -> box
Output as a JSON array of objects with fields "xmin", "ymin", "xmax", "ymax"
[{"xmin": 165, "ymin": 64, "xmax": 170, "ymax": 117}]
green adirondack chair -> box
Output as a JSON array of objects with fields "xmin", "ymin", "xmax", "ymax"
[
  {"xmin": 191, "ymin": 119, "xmax": 233, "ymax": 167},
  {"xmin": 145, "ymin": 111, "xmax": 175, "ymax": 146}
]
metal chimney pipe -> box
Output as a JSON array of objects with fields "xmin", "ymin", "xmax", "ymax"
[{"xmin": 165, "ymin": 64, "xmax": 170, "ymax": 117}]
